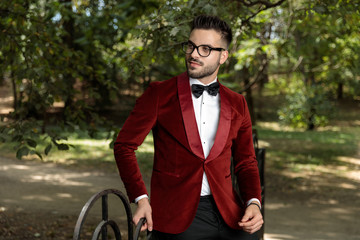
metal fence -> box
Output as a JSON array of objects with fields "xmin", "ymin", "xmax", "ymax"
[{"xmin": 73, "ymin": 188, "xmax": 145, "ymax": 240}]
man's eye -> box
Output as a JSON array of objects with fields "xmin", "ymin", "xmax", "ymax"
[{"xmin": 201, "ymin": 46, "xmax": 210, "ymax": 52}]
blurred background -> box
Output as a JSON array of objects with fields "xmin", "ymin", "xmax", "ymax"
[{"xmin": 0, "ymin": 0, "xmax": 359, "ymax": 239}]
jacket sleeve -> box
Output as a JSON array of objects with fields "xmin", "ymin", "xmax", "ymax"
[
  {"xmin": 232, "ymin": 95, "xmax": 262, "ymax": 204},
  {"xmin": 114, "ymin": 82, "xmax": 159, "ymax": 202}
]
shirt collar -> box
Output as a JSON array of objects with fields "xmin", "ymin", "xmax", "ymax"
[{"xmin": 189, "ymin": 77, "xmax": 218, "ymax": 86}]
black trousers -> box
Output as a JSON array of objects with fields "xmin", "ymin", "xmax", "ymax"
[{"xmin": 151, "ymin": 196, "xmax": 258, "ymax": 240}]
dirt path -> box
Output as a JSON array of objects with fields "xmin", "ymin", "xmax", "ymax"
[
  {"xmin": 264, "ymin": 140, "xmax": 360, "ymax": 240},
  {"xmin": 1, "ymin": 155, "xmax": 359, "ymax": 240},
  {"xmin": 0, "ymin": 156, "xmax": 130, "ymax": 239}
]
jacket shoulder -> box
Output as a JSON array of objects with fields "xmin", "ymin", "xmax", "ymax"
[
  {"xmin": 220, "ymin": 84, "xmax": 248, "ymax": 115},
  {"xmin": 220, "ymin": 84, "xmax": 246, "ymax": 101},
  {"xmin": 147, "ymin": 72, "xmax": 186, "ymax": 91}
]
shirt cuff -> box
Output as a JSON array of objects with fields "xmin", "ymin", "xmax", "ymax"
[
  {"xmin": 247, "ymin": 198, "xmax": 261, "ymax": 209},
  {"xmin": 134, "ymin": 194, "xmax": 148, "ymax": 203}
]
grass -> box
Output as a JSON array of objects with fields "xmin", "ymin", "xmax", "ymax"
[
  {"xmin": 255, "ymin": 124, "xmax": 359, "ymax": 172},
  {"xmin": 0, "ymin": 127, "xmax": 155, "ymax": 175}
]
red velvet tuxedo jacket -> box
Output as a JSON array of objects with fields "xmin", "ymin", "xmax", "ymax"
[{"xmin": 114, "ymin": 72, "xmax": 261, "ymax": 234}]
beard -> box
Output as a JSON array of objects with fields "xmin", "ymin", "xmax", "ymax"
[{"xmin": 185, "ymin": 57, "xmax": 220, "ymax": 80}]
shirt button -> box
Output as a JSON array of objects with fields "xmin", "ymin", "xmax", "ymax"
[{"xmin": 203, "ymin": 122, "xmax": 205, "ymax": 124}]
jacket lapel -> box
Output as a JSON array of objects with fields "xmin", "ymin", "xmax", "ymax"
[
  {"xmin": 206, "ymin": 84, "xmax": 231, "ymax": 162},
  {"xmin": 177, "ymin": 73, "xmax": 232, "ymax": 161},
  {"xmin": 177, "ymin": 72, "xmax": 205, "ymax": 159}
]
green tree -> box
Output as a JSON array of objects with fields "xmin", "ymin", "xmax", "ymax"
[
  {"xmin": 6, "ymin": 0, "xmax": 356, "ymax": 159},
  {"xmin": 0, "ymin": 0, "xmax": 158, "ymax": 158},
  {"xmin": 271, "ymin": 0, "xmax": 360, "ymax": 129}
]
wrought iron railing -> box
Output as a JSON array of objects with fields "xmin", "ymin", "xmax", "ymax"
[{"xmin": 73, "ymin": 188, "xmax": 145, "ymax": 240}]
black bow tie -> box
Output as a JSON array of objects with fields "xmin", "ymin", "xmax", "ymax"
[{"xmin": 191, "ymin": 82, "xmax": 220, "ymax": 98}]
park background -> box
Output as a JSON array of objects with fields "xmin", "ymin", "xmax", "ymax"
[{"xmin": 0, "ymin": 0, "xmax": 359, "ymax": 239}]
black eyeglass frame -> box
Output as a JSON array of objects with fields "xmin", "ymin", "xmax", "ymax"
[{"xmin": 182, "ymin": 41, "xmax": 225, "ymax": 57}]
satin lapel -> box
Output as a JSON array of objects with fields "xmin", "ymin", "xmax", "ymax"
[
  {"xmin": 177, "ymin": 72, "xmax": 205, "ymax": 159},
  {"xmin": 206, "ymin": 84, "xmax": 231, "ymax": 162}
]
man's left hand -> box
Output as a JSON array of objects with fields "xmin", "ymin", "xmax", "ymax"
[{"xmin": 238, "ymin": 204, "xmax": 263, "ymax": 234}]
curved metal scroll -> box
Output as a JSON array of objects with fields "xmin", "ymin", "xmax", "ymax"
[
  {"xmin": 134, "ymin": 218, "xmax": 146, "ymax": 240},
  {"xmin": 73, "ymin": 189, "xmax": 135, "ymax": 240}
]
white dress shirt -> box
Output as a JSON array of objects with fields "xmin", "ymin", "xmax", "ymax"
[{"xmin": 190, "ymin": 77, "xmax": 220, "ymax": 196}]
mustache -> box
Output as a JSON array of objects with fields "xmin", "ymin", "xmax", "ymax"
[{"xmin": 187, "ymin": 58, "xmax": 203, "ymax": 66}]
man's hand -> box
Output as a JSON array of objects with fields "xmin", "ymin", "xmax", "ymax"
[
  {"xmin": 238, "ymin": 204, "xmax": 263, "ymax": 234},
  {"xmin": 133, "ymin": 198, "xmax": 153, "ymax": 232}
]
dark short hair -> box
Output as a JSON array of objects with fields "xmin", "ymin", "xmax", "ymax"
[{"xmin": 191, "ymin": 15, "xmax": 232, "ymax": 48}]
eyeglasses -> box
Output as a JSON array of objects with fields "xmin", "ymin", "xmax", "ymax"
[{"xmin": 182, "ymin": 41, "xmax": 225, "ymax": 57}]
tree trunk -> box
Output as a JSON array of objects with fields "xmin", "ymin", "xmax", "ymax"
[
  {"xmin": 242, "ymin": 67, "xmax": 256, "ymax": 125},
  {"xmin": 10, "ymin": 70, "xmax": 18, "ymax": 111},
  {"xmin": 337, "ymin": 82, "xmax": 343, "ymax": 99},
  {"xmin": 0, "ymin": 73, "xmax": 4, "ymax": 86},
  {"xmin": 60, "ymin": 0, "xmax": 76, "ymax": 112},
  {"xmin": 257, "ymin": 51, "xmax": 269, "ymax": 120}
]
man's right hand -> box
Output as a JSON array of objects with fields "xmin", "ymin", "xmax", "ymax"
[{"xmin": 133, "ymin": 198, "xmax": 153, "ymax": 232}]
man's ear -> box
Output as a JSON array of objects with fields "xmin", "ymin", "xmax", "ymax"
[{"xmin": 220, "ymin": 50, "xmax": 229, "ymax": 65}]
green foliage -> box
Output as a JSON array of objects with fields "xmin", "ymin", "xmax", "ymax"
[
  {"xmin": 1, "ymin": 0, "xmax": 359, "ymax": 159},
  {"xmin": 277, "ymin": 78, "xmax": 334, "ymax": 129},
  {"xmin": 0, "ymin": 0, "xmax": 157, "ymax": 159},
  {"xmin": 267, "ymin": 0, "xmax": 360, "ymax": 127},
  {"xmin": 0, "ymin": 119, "xmax": 77, "ymax": 160}
]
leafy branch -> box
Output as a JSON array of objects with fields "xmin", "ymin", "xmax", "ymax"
[
  {"xmin": 240, "ymin": 0, "xmax": 287, "ymax": 27},
  {"xmin": 239, "ymin": 58, "xmax": 269, "ymax": 93}
]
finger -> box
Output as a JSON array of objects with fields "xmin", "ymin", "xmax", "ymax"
[
  {"xmin": 240, "ymin": 212, "xmax": 252, "ymax": 223},
  {"xmin": 133, "ymin": 217, "xmax": 147, "ymax": 232},
  {"xmin": 238, "ymin": 217, "xmax": 255, "ymax": 227},
  {"xmin": 240, "ymin": 217, "xmax": 264, "ymax": 233},
  {"xmin": 238, "ymin": 215, "xmax": 262, "ymax": 228},
  {"xmin": 246, "ymin": 220, "xmax": 263, "ymax": 234},
  {"xmin": 247, "ymin": 224, "xmax": 262, "ymax": 234},
  {"xmin": 145, "ymin": 211, "xmax": 153, "ymax": 231},
  {"xmin": 241, "ymin": 207, "xmax": 257, "ymax": 223},
  {"xmin": 251, "ymin": 222, "xmax": 263, "ymax": 234},
  {"xmin": 133, "ymin": 216, "xmax": 140, "ymax": 225},
  {"xmin": 141, "ymin": 223, "xmax": 148, "ymax": 232}
]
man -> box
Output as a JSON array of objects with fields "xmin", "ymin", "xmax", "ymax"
[{"xmin": 114, "ymin": 15, "xmax": 263, "ymax": 240}]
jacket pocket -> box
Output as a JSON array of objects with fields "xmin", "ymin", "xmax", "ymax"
[{"xmin": 152, "ymin": 168, "xmax": 180, "ymax": 178}]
